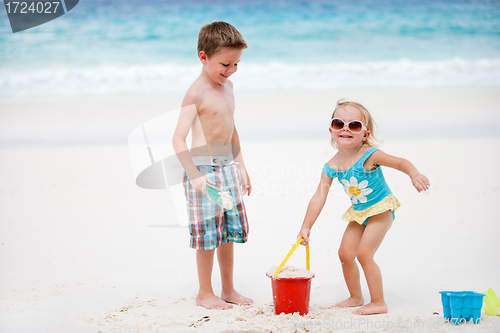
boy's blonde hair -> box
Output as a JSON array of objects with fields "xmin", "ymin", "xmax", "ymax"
[
  {"xmin": 330, "ymin": 99, "xmax": 382, "ymax": 149},
  {"xmin": 198, "ymin": 21, "xmax": 248, "ymax": 58}
]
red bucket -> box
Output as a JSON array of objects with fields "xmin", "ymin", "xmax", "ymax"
[
  {"xmin": 268, "ymin": 275, "xmax": 314, "ymax": 315},
  {"xmin": 267, "ymin": 239, "xmax": 314, "ymax": 315}
]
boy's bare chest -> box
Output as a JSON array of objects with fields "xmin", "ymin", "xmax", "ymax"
[
  {"xmin": 193, "ymin": 89, "xmax": 235, "ymax": 144},
  {"xmin": 198, "ymin": 91, "xmax": 235, "ymax": 124}
]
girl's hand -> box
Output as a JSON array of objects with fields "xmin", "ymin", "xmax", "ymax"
[
  {"xmin": 411, "ymin": 173, "xmax": 430, "ymax": 193},
  {"xmin": 297, "ymin": 228, "xmax": 311, "ymax": 246},
  {"xmin": 190, "ymin": 173, "xmax": 215, "ymax": 196}
]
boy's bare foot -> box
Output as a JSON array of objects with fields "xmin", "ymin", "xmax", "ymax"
[
  {"xmin": 335, "ymin": 296, "xmax": 364, "ymax": 308},
  {"xmin": 196, "ymin": 293, "xmax": 233, "ymax": 310},
  {"xmin": 352, "ymin": 302, "xmax": 388, "ymax": 315},
  {"xmin": 221, "ymin": 290, "xmax": 254, "ymax": 306}
]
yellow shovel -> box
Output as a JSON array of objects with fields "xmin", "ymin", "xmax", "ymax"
[{"xmin": 273, "ymin": 238, "xmax": 310, "ymax": 278}]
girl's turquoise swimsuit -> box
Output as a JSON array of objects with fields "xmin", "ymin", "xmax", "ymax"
[{"xmin": 323, "ymin": 148, "xmax": 400, "ymax": 225}]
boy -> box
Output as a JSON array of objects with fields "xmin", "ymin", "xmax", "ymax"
[{"xmin": 172, "ymin": 21, "xmax": 253, "ymax": 310}]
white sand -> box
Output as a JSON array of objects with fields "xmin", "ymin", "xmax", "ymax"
[
  {"xmin": 1, "ymin": 90, "xmax": 500, "ymax": 332},
  {"xmin": 267, "ymin": 265, "xmax": 314, "ymax": 279},
  {"xmin": 219, "ymin": 191, "xmax": 234, "ymax": 210}
]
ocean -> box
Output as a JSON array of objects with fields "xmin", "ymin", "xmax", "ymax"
[{"xmin": 0, "ymin": 0, "xmax": 499, "ymax": 95}]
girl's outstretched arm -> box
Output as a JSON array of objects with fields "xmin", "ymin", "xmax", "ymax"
[
  {"xmin": 367, "ymin": 150, "xmax": 430, "ymax": 193},
  {"xmin": 298, "ymin": 171, "xmax": 333, "ymax": 245}
]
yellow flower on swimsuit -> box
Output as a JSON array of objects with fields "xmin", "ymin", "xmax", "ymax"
[{"xmin": 341, "ymin": 176, "xmax": 373, "ymax": 204}]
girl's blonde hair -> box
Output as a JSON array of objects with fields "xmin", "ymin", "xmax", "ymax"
[{"xmin": 330, "ymin": 99, "xmax": 382, "ymax": 149}]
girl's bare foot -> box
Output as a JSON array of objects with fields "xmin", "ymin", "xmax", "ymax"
[
  {"xmin": 196, "ymin": 293, "xmax": 233, "ymax": 310},
  {"xmin": 221, "ymin": 290, "xmax": 253, "ymax": 306},
  {"xmin": 352, "ymin": 302, "xmax": 388, "ymax": 315},
  {"xmin": 335, "ymin": 296, "xmax": 364, "ymax": 308}
]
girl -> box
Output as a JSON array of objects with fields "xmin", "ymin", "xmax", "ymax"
[{"xmin": 297, "ymin": 100, "xmax": 430, "ymax": 315}]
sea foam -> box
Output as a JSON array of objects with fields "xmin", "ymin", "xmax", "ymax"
[{"xmin": 1, "ymin": 58, "xmax": 499, "ymax": 96}]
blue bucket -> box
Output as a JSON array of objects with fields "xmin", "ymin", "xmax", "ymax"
[{"xmin": 440, "ymin": 291, "xmax": 485, "ymax": 324}]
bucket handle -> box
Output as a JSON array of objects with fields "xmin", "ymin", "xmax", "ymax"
[{"xmin": 273, "ymin": 238, "xmax": 310, "ymax": 278}]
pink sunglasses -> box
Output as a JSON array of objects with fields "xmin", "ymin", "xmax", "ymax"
[{"xmin": 330, "ymin": 118, "xmax": 367, "ymax": 133}]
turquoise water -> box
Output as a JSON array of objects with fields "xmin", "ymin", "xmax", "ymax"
[{"xmin": 1, "ymin": 0, "xmax": 499, "ymax": 95}]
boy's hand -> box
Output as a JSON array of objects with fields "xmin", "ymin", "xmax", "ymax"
[
  {"xmin": 240, "ymin": 169, "xmax": 252, "ymax": 196},
  {"xmin": 190, "ymin": 173, "xmax": 215, "ymax": 196},
  {"xmin": 411, "ymin": 174, "xmax": 430, "ymax": 193},
  {"xmin": 297, "ymin": 228, "xmax": 310, "ymax": 246}
]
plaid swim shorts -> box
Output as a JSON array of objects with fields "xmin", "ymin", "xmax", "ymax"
[{"xmin": 183, "ymin": 162, "xmax": 249, "ymax": 250}]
